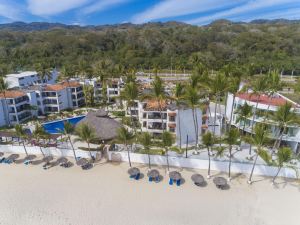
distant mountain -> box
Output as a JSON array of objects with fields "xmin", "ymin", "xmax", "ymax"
[
  {"xmin": 1, "ymin": 19, "xmax": 300, "ymax": 32},
  {"xmin": 0, "ymin": 22, "xmax": 82, "ymax": 31}
]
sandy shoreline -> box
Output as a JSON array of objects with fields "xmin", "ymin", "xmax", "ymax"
[{"xmin": 0, "ymin": 156, "xmax": 300, "ymax": 225}]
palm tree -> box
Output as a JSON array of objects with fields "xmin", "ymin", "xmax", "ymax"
[
  {"xmin": 235, "ymin": 102, "xmax": 252, "ymax": 133},
  {"xmin": 75, "ymin": 123, "xmax": 96, "ymax": 161},
  {"xmin": 138, "ymin": 132, "xmax": 152, "ymax": 169},
  {"xmin": 227, "ymin": 76, "xmax": 241, "ymax": 130},
  {"xmin": 161, "ymin": 131, "xmax": 174, "ymax": 171},
  {"xmin": 83, "ymin": 84, "xmax": 95, "ymax": 107},
  {"xmin": 209, "ymin": 72, "xmax": 228, "ymax": 136},
  {"xmin": 185, "ymin": 86, "xmax": 201, "ymax": 149},
  {"xmin": 59, "ymin": 122, "xmax": 77, "ymax": 162},
  {"xmin": 143, "ymin": 76, "xmax": 167, "ymax": 130},
  {"xmin": 202, "ymin": 131, "xmax": 215, "ymax": 178},
  {"xmin": 32, "ymin": 124, "xmax": 48, "ymax": 157},
  {"xmin": 223, "ymin": 128, "xmax": 240, "ymax": 181},
  {"xmin": 0, "ymin": 77, "xmax": 10, "ymax": 126},
  {"xmin": 15, "ymin": 124, "xmax": 29, "ymax": 156},
  {"xmin": 116, "ymin": 127, "xmax": 135, "ymax": 167},
  {"xmin": 244, "ymin": 124, "xmax": 271, "ymax": 184},
  {"xmin": 270, "ymin": 102, "xmax": 300, "ymax": 150},
  {"xmin": 272, "ymin": 147, "xmax": 293, "ymax": 184},
  {"xmin": 265, "ymin": 70, "xmax": 282, "ymax": 115},
  {"xmin": 121, "ymin": 82, "xmax": 139, "ymax": 132},
  {"xmin": 248, "ymin": 75, "xmax": 268, "ymax": 155},
  {"xmin": 35, "ymin": 63, "xmax": 52, "ymax": 84},
  {"xmin": 172, "ymin": 83, "xmax": 185, "ymax": 148}
]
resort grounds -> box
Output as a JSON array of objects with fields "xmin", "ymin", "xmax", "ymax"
[{"xmin": 1, "ymin": 155, "xmax": 300, "ymax": 225}]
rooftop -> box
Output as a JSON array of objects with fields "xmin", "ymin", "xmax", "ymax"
[
  {"xmin": 237, "ymin": 93, "xmax": 295, "ymax": 107},
  {"xmin": 6, "ymin": 71, "xmax": 38, "ymax": 78},
  {"xmin": 0, "ymin": 90, "xmax": 27, "ymax": 99}
]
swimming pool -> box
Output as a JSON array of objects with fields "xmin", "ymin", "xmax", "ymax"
[{"xmin": 42, "ymin": 115, "xmax": 85, "ymax": 134}]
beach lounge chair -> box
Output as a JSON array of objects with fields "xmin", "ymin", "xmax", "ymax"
[
  {"xmin": 155, "ymin": 176, "xmax": 160, "ymax": 183},
  {"xmin": 176, "ymin": 179, "xmax": 181, "ymax": 186},
  {"xmin": 149, "ymin": 177, "xmax": 153, "ymax": 182},
  {"xmin": 130, "ymin": 174, "xmax": 135, "ymax": 179},
  {"xmin": 0, "ymin": 157, "xmax": 5, "ymax": 163},
  {"xmin": 169, "ymin": 178, "xmax": 173, "ymax": 185},
  {"xmin": 135, "ymin": 173, "xmax": 140, "ymax": 180},
  {"xmin": 24, "ymin": 160, "xmax": 31, "ymax": 165}
]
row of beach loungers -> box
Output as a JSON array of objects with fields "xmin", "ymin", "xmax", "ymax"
[{"xmin": 128, "ymin": 167, "xmax": 228, "ymax": 189}]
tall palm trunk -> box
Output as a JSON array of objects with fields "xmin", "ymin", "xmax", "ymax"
[
  {"xmin": 213, "ymin": 94, "xmax": 219, "ymax": 135},
  {"xmin": 228, "ymin": 146, "xmax": 232, "ymax": 180},
  {"xmin": 191, "ymin": 108, "xmax": 198, "ymax": 148},
  {"xmin": 126, "ymin": 144, "xmax": 132, "ymax": 167},
  {"xmin": 177, "ymin": 109, "xmax": 182, "ymax": 149},
  {"xmin": 207, "ymin": 147, "xmax": 211, "ymax": 178},
  {"xmin": 228, "ymin": 94, "xmax": 236, "ymax": 131},
  {"xmin": 166, "ymin": 148, "xmax": 169, "ymax": 171},
  {"xmin": 272, "ymin": 166, "xmax": 282, "ymax": 184},
  {"xmin": 87, "ymin": 142, "xmax": 93, "ymax": 160},
  {"xmin": 224, "ymin": 92, "xmax": 228, "ymax": 132},
  {"xmin": 22, "ymin": 141, "xmax": 28, "ymax": 156},
  {"xmin": 249, "ymin": 97, "xmax": 260, "ymax": 155},
  {"xmin": 147, "ymin": 150, "xmax": 151, "ymax": 169},
  {"xmin": 248, "ymin": 153, "xmax": 259, "ymax": 184},
  {"xmin": 68, "ymin": 136, "xmax": 77, "ymax": 162}
]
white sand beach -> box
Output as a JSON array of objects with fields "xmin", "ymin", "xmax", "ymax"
[{"xmin": 0, "ymin": 156, "xmax": 300, "ymax": 225}]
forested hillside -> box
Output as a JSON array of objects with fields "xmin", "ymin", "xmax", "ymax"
[{"xmin": 0, "ymin": 20, "xmax": 300, "ymax": 75}]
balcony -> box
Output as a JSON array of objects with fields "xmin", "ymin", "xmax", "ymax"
[{"xmin": 147, "ymin": 122, "xmax": 166, "ymax": 130}]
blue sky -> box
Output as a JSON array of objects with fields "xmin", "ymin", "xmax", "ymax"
[{"xmin": 1, "ymin": 0, "xmax": 300, "ymax": 26}]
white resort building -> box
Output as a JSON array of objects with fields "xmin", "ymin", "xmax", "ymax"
[
  {"xmin": 0, "ymin": 81, "xmax": 85, "ymax": 127},
  {"xmin": 78, "ymin": 78, "xmax": 124, "ymax": 104},
  {"xmin": 4, "ymin": 70, "xmax": 58, "ymax": 88},
  {"xmin": 127, "ymin": 99, "xmax": 205, "ymax": 146},
  {"xmin": 226, "ymin": 92, "xmax": 300, "ymax": 153}
]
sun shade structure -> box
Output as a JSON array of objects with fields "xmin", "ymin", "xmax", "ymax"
[
  {"xmin": 57, "ymin": 157, "xmax": 68, "ymax": 164},
  {"xmin": 128, "ymin": 167, "xmax": 140, "ymax": 176},
  {"xmin": 24, "ymin": 155, "xmax": 36, "ymax": 161},
  {"xmin": 213, "ymin": 177, "xmax": 227, "ymax": 187},
  {"xmin": 169, "ymin": 171, "xmax": 182, "ymax": 180},
  {"xmin": 191, "ymin": 174, "xmax": 205, "ymax": 185},
  {"xmin": 76, "ymin": 158, "xmax": 88, "ymax": 166},
  {"xmin": 76, "ymin": 109, "xmax": 121, "ymax": 141},
  {"xmin": 7, "ymin": 154, "xmax": 19, "ymax": 161},
  {"xmin": 43, "ymin": 156, "xmax": 53, "ymax": 162},
  {"xmin": 147, "ymin": 169, "xmax": 159, "ymax": 178}
]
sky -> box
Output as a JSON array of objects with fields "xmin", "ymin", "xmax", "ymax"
[{"xmin": 0, "ymin": 0, "xmax": 300, "ymax": 26}]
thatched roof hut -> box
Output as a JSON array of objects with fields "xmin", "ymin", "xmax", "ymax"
[{"xmin": 76, "ymin": 109, "xmax": 121, "ymax": 141}]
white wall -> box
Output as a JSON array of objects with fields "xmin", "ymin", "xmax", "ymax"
[
  {"xmin": 108, "ymin": 151, "xmax": 298, "ymax": 179},
  {"xmin": 0, "ymin": 144, "xmax": 95, "ymax": 158}
]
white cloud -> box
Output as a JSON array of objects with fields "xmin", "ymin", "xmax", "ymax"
[
  {"xmin": 131, "ymin": 0, "xmax": 243, "ymax": 24},
  {"xmin": 186, "ymin": 0, "xmax": 299, "ymax": 25},
  {"xmin": 82, "ymin": 0, "xmax": 131, "ymax": 14},
  {"xmin": 27, "ymin": 0, "xmax": 91, "ymax": 16},
  {"xmin": 0, "ymin": 0, "xmax": 22, "ymax": 20}
]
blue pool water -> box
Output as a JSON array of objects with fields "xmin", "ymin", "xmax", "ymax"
[{"xmin": 42, "ymin": 115, "xmax": 85, "ymax": 134}]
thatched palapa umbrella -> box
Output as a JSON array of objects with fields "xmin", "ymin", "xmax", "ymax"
[{"xmin": 76, "ymin": 109, "xmax": 121, "ymax": 141}]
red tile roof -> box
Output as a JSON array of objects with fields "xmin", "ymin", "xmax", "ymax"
[
  {"xmin": 0, "ymin": 90, "xmax": 26, "ymax": 99},
  {"xmin": 237, "ymin": 93, "xmax": 288, "ymax": 106},
  {"xmin": 43, "ymin": 81, "xmax": 81, "ymax": 92},
  {"xmin": 62, "ymin": 81, "xmax": 81, "ymax": 88},
  {"xmin": 145, "ymin": 100, "xmax": 167, "ymax": 111},
  {"xmin": 44, "ymin": 84, "xmax": 65, "ymax": 92}
]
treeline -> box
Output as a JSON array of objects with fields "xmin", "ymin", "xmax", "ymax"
[{"xmin": 0, "ymin": 20, "xmax": 300, "ymax": 75}]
